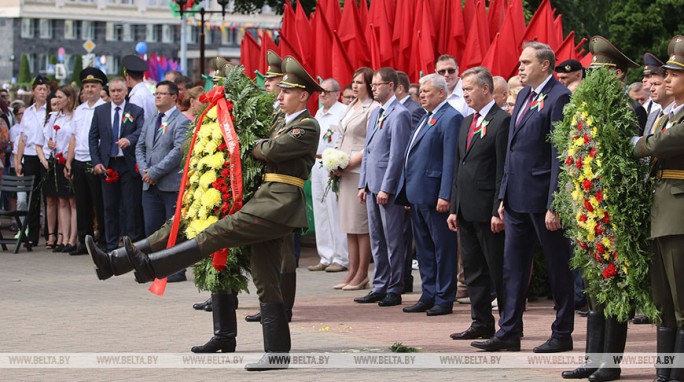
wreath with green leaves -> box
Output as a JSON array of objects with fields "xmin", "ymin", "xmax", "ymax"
[
  {"xmin": 181, "ymin": 64, "xmax": 274, "ymax": 294},
  {"xmin": 551, "ymin": 68, "xmax": 656, "ymax": 323}
]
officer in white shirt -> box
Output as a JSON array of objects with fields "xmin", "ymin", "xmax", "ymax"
[
  {"xmin": 65, "ymin": 68, "xmax": 107, "ymax": 255},
  {"xmin": 123, "ymin": 55, "xmax": 155, "ymax": 120}
]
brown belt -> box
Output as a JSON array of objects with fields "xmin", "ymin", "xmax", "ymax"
[
  {"xmin": 655, "ymin": 169, "xmax": 684, "ymax": 180},
  {"xmin": 263, "ymin": 173, "xmax": 305, "ymax": 188}
]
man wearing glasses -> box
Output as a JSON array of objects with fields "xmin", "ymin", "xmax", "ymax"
[
  {"xmin": 135, "ymin": 80, "xmax": 189, "ymax": 281},
  {"xmin": 435, "ymin": 54, "xmax": 473, "ymax": 118}
]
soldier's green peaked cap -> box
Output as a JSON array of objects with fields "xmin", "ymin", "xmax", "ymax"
[
  {"xmin": 265, "ymin": 50, "xmax": 284, "ymax": 78},
  {"xmin": 663, "ymin": 35, "xmax": 684, "ymax": 71},
  {"xmin": 278, "ymin": 56, "xmax": 324, "ymax": 93},
  {"xmin": 589, "ymin": 36, "xmax": 638, "ymax": 73}
]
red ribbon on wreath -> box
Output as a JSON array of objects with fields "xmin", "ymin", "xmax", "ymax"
[{"xmin": 149, "ymin": 86, "xmax": 243, "ymax": 296}]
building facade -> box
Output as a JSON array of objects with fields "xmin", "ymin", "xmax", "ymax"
[{"xmin": 0, "ymin": 0, "xmax": 280, "ymax": 84}]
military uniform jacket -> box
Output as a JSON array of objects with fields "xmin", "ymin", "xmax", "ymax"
[
  {"xmin": 247, "ymin": 110, "xmax": 320, "ymax": 228},
  {"xmin": 634, "ymin": 106, "xmax": 684, "ymax": 238}
]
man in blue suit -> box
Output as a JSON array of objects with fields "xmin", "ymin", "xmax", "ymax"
[
  {"xmin": 398, "ymin": 73, "xmax": 461, "ymax": 316},
  {"xmin": 89, "ymin": 77, "xmax": 145, "ymax": 251},
  {"xmin": 135, "ymin": 80, "xmax": 189, "ymax": 281},
  {"xmin": 472, "ymin": 41, "xmax": 574, "ymax": 353},
  {"xmin": 355, "ymin": 67, "xmax": 411, "ymax": 307}
]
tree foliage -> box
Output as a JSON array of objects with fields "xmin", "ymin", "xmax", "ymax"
[
  {"xmin": 71, "ymin": 55, "xmax": 83, "ymax": 87},
  {"xmin": 18, "ymin": 54, "xmax": 31, "ymax": 85}
]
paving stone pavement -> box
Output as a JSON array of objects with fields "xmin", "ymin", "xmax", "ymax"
[{"xmin": 0, "ymin": 240, "xmax": 657, "ymax": 381}]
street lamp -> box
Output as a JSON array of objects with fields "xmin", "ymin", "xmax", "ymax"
[{"xmin": 174, "ymin": 0, "xmax": 231, "ymax": 77}]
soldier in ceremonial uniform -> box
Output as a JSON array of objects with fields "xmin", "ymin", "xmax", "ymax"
[
  {"xmin": 555, "ymin": 59, "xmax": 584, "ymax": 93},
  {"xmin": 633, "ymin": 35, "xmax": 684, "ymax": 382},
  {"xmin": 122, "ymin": 55, "xmax": 155, "ymax": 120},
  {"xmin": 87, "ymin": 56, "xmax": 322, "ymax": 371},
  {"xmin": 562, "ymin": 36, "xmax": 644, "ymax": 382}
]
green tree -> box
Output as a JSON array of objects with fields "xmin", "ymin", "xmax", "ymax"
[
  {"xmin": 71, "ymin": 55, "xmax": 83, "ymax": 87},
  {"xmin": 18, "ymin": 53, "xmax": 31, "ymax": 86},
  {"xmin": 48, "ymin": 54, "xmax": 58, "ymax": 82}
]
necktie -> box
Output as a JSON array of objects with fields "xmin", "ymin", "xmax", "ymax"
[
  {"xmin": 153, "ymin": 112, "xmax": 164, "ymax": 144},
  {"xmin": 377, "ymin": 108, "xmax": 385, "ymax": 129},
  {"xmin": 111, "ymin": 106, "xmax": 120, "ymax": 155},
  {"xmin": 515, "ymin": 91, "xmax": 537, "ymax": 128},
  {"xmin": 466, "ymin": 112, "xmax": 481, "ymax": 149}
]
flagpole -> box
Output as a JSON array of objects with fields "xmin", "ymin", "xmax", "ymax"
[{"xmin": 180, "ymin": 13, "xmax": 188, "ymax": 74}]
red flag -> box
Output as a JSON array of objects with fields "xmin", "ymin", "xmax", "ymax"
[
  {"xmin": 319, "ymin": 0, "xmax": 341, "ymax": 30},
  {"xmin": 580, "ymin": 52, "xmax": 593, "ymax": 68},
  {"xmin": 366, "ymin": 0, "xmax": 394, "ymax": 69},
  {"xmin": 258, "ymin": 30, "xmax": 278, "ymax": 74},
  {"xmin": 338, "ymin": 0, "xmax": 370, "ymax": 66},
  {"xmin": 554, "ymin": 31, "xmax": 577, "ymax": 62},
  {"xmin": 408, "ymin": 0, "xmax": 436, "ymax": 79},
  {"xmin": 481, "ymin": 32, "xmax": 504, "ymax": 76},
  {"xmin": 332, "ymin": 31, "xmax": 354, "ymax": 87},
  {"xmin": 487, "ymin": 0, "xmax": 507, "ymax": 42},
  {"xmin": 240, "ymin": 32, "xmax": 260, "ymax": 79},
  {"xmin": 521, "ymin": 0, "xmax": 559, "ymax": 50},
  {"xmin": 358, "ymin": 0, "xmax": 368, "ymax": 27},
  {"xmin": 279, "ymin": 34, "xmax": 301, "ymax": 62},
  {"xmin": 313, "ymin": 3, "xmax": 334, "ymax": 79},
  {"xmin": 463, "ymin": 0, "xmax": 476, "ymax": 39},
  {"xmin": 392, "ymin": 0, "xmax": 416, "ymax": 72},
  {"xmin": 294, "ymin": 0, "xmax": 313, "ymax": 69},
  {"xmin": 281, "ymin": 1, "xmax": 296, "ymax": 45},
  {"xmin": 461, "ymin": 1, "xmax": 489, "ymax": 70},
  {"xmin": 575, "ymin": 37, "xmax": 587, "ymax": 59},
  {"xmin": 554, "ymin": 14, "xmax": 564, "ymax": 45}
]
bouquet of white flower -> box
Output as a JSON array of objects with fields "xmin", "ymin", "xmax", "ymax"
[{"xmin": 320, "ymin": 147, "xmax": 350, "ymax": 201}]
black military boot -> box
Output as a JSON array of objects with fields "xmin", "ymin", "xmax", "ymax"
[
  {"xmin": 124, "ymin": 237, "xmax": 204, "ymax": 283},
  {"xmin": 281, "ymin": 272, "xmax": 296, "ymax": 322},
  {"xmin": 191, "ymin": 292, "xmax": 237, "ymax": 353},
  {"xmin": 653, "ymin": 327, "xmax": 676, "ymax": 382},
  {"xmin": 562, "ymin": 310, "xmax": 606, "ymax": 379},
  {"xmin": 87, "ymin": 235, "xmax": 150, "ymax": 280},
  {"xmin": 244, "ymin": 303, "xmax": 291, "ymax": 371},
  {"xmin": 669, "ymin": 328, "xmax": 684, "ymax": 382},
  {"xmin": 193, "ymin": 297, "xmax": 213, "ymax": 312},
  {"xmin": 588, "ymin": 317, "xmax": 628, "ymax": 382}
]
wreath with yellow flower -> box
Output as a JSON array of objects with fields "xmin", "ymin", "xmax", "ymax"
[
  {"xmin": 175, "ymin": 65, "xmax": 274, "ymax": 294},
  {"xmin": 552, "ymin": 68, "xmax": 656, "ymax": 323}
]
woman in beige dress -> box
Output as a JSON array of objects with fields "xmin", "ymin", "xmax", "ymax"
[{"xmin": 333, "ymin": 67, "xmax": 378, "ymax": 290}]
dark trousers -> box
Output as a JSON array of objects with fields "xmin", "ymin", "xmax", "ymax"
[
  {"xmin": 22, "ymin": 155, "xmax": 43, "ymax": 244},
  {"xmin": 651, "ymin": 235, "xmax": 684, "ymax": 328},
  {"xmin": 411, "ymin": 203, "xmax": 458, "ymax": 306},
  {"xmin": 496, "ymin": 207, "xmax": 574, "ymax": 340},
  {"xmin": 100, "ymin": 157, "xmax": 144, "ymax": 250},
  {"xmin": 72, "ymin": 160, "xmax": 105, "ymax": 245},
  {"xmin": 458, "ymin": 214, "xmax": 505, "ymax": 330},
  {"xmin": 141, "ymin": 185, "xmax": 177, "ymax": 237}
]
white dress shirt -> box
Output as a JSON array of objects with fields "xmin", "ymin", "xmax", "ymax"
[
  {"xmin": 314, "ymin": 101, "xmax": 346, "ymax": 155},
  {"xmin": 129, "ymin": 82, "xmax": 155, "ymax": 120},
  {"xmin": 42, "ymin": 112, "xmax": 75, "ymax": 158},
  {"xmin": 447, "ymin": 80, "xmax": 473, "ymax": 117},
  {"xmin": 72, "ymin": 98, "xmax": 105, "ymax": 162},
  {"xmin": 19, "ymin": 103, "xmax": 46, "ymax": 156},
  {"xmin": 111, "ymin": 101, "xmax": 126, "ymax": 157}
]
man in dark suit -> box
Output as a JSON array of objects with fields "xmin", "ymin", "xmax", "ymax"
[
  {"xmin": 355, "ymin": 67, "xmax": 411, "ymax": 307},
  {"xmin": 471, "ymin": 41, "xmax": 574, "ymax": 353},
  {"xmin": 89, "ymin": 77, "xmax": 144, "ymax": 251},
  {"xmin": 398, "ymin": 73, "xmax": 461, "ymax": 316},
  {"xmin": 447, "ymin": 67, "xmax": 509, "ymax": 339},
  {"xmin": 395, "ymin": 71, "xmax": 426, "ymax": 293},
  {"xmin": 135, "ymin": 80, "xmax": 189, "ymax": 282}
]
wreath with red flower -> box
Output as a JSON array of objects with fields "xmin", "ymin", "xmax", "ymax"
[{"xmin": 552, "ymin": 68, "xmax": 656, "ymax": 323}]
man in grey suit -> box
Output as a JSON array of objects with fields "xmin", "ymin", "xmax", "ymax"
[
  {"xmin": 135, "ymin": 80, "xmax": 189, "ymax": 280},
  {"xmin": 355, "ymin": 67, "xmax": 412, "ymax": 307}
]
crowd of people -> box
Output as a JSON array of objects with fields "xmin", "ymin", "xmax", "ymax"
[{"xmin": 3, "ymin": 33, "xmax": 684, "ymax": 379}]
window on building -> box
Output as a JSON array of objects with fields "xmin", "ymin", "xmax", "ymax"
[
  {"xmin": 221, "ymin": 27, "xmax": 235, "ymax": 45},
  {"xmin": 162, "ymin": 24, "xmax": 172, "ymax": 43},
  {"xmin": 188, "ymin": 24, "xmax": 198, "ymax": 44},
  {"xmin": 146, "ymin": 24, "xmax": 158, "ymax": 42},
  {"xmin": 82, "ymin": 21, "xmax": 94, "ymax": 40},
  {"xmin": 21, "ymin": 19, "xmax": 34, "ymax": 38},
  {"xmin": 205, "ymin": 27, "xmax": 213, "ymax": 45},
  {"xmin": 64, "ymin": 20, "xmax": 75, "ymax": 39},
  {"xmin": 123, "ymin": 24, "xmax": 133, "ymax": 42},
  {"xmin": 106, "ymin": 22, "xmax": 115, "ymax": 41},
  {"xmin": 38, "ymin": 54, "xmax": 48, "ymax": 73},
  {"xmin": 39, "ymin": 19, "xmax": 53, "ymax": 39}
]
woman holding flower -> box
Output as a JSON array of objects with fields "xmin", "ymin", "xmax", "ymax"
[
  {"xmin": 334, "ymin": 67, "xmax": 379, "ymax": 290},
  {"xmin": 36, "ymin": 86, "xmax": 77, "ymax": 252}
]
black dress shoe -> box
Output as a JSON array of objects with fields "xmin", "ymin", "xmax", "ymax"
[
  {"xmin": 632, "ymin": 315, "xmax": 650, "ymax": 324},
  {"xmin": 167, "ymin": 271, "xmax": 187, "ymax": 283},
  {"xmin": 245, "ymin": 312, "xmax": 261, "ymax": 322},
  {"xmin": 426, "ymin": 304, "xmax": 453, "ymax": 316},
  {"xmin": 471, "ymin": 336, "xmax": 520, "ymax": 351},
  {"xmin": 60, "ymin": 244, "xmax": 77, "ymax": 253},
  {"xmin": 69, "ymin": 244, "xmax": 89, "ymax": 256},
  {"xmin": 533, "ymin": 337, "xmax": 573, "ymax": 353},
  {"xmin": 378, "ymin": 293, "xmax": 402, "ymax": 307},
  {"xmin": 403, "ymin": 301, "xmax": 432, "ymax": 313},
  {"xmin": 193, "ymin": 298, "xmax": 212, "ymax": 311},
  {"xmin": 354, "ymin": 291, "xmax": 386, "ymax": 304},
  {"xmin": 450, "ymin": 326, "xmax": 495, "ymax": 340}
]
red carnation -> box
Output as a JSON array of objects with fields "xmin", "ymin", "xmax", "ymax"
[
  {"xmin": 218, "ymin": 142, "xmax": 227, "ymax": 151},
  {"xmin": 583, "ymin": 179, "xmax": 592, "ymax": 191},
  {"xmin": 596, "ymin": 242, "xmax": 606, "ymax": 254},
  {"xmin": 578, "ymin": 241, "xmax": 588, "ymax": 250},
  {"xmin": 584, "ymin": 199, "xmax": 594, "ymax": 212},
  {"xmin": 53, "ymin": 125, "xmax": 61, "ymax": 131},
  {"xmin": 579, "ymin": 214, "xmax": 588, "ymax": 222},
  {"xmin": 577, "ymin": 121, "xmax": 584, "ymax": 131},
  {"xmin": 595, "ymin": 224, "xmax": 604, "ymax": 235},
  {"xmin": 596, "ymin": 190, "xmax": 603, "ymax": 203},
  {"xmin": 583, "ymin": 134, "xmax": 591, "ymax": 144},
  {"xmin": 602, "ymin": 263, "xmax": 617, "ymax": 279},
  {"xmin": 589, "ymin": 148, "xmax": 598, "ymax": 158},
  {"xmin": 221, "ymin": 168, "xmax": 230, "ymax": 178},
  {"xmin": 55, "ymin": 152, "xmax": 66, "ymax": 165},
  {"xmin": 576, "ymin": 158, "xmax": 583, "ymax": 169},
  {"xmin": 565, "ymin": 157, "xmax": 573, "ymax": 165},
  {"xmin": 105, "ymin": 168, "xmax": 119, "ymax": 184},
  {"xmin": 135, "ymin": 163, "xmax": 140, "ymax": 175},
  {"xmin": 602, "ymin": 211, "xmax": 610, "ymax": 224},
  {"xmin": 222, "ymin": 193, "xmax": 231, "ymax": 201}
]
